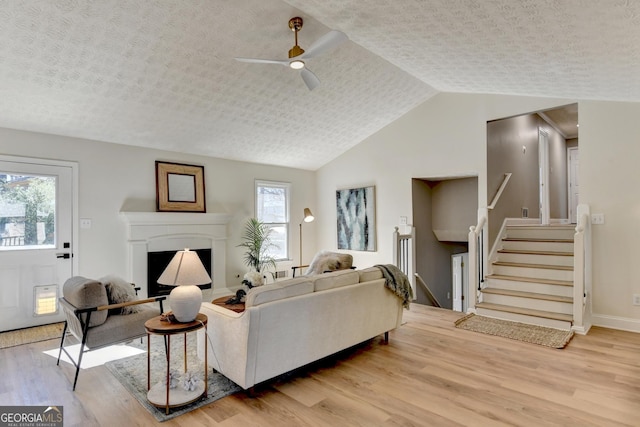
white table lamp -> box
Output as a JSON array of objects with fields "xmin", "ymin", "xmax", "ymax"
[{"xmin": 157, "ymin": 248, "xmax": 211, "ymax": 322}]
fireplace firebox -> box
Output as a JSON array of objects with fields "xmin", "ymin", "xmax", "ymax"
[{"xmin": 147, "ymin": 249, "xmax": 212, "ymax": 297}]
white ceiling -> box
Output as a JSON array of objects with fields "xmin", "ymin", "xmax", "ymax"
[{"xmin": 0, "ymin": 1, "xmax": 637, "ymax": 170}]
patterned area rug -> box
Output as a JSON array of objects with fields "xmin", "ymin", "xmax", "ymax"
[
  {"xmin": 454, "ymin": 314, "xmax": 574, "ymax": 349},
  {"xmin": 0, "ymin": 322, "xmax": 64, "ymax": 349},
  {"xmin": 105, "ymin": 334, "xmax": 241, "ymax": 422}
]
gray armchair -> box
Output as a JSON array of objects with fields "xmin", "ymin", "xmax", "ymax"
[{"xmin": 57, "ymin": 276, "xmax": 165, "ymax": 390}]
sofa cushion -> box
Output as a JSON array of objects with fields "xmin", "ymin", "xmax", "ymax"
[
  {"xmin": 245, "ymin": 278, "xmax": 314, "ymax": 308},
  {"xmin": 313, "ymin": 269, "xmax": 360, "ymax": 292},
  {"xmin": 358, "ymin": 267, "xmax": 383, "ymax": 283},
  {"xmin": 63, "ymin": 276, "xmax": 109, "ymax": 327}
]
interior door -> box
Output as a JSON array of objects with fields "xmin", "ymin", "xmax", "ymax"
[
  {"xmin": 0, "ymin": 156, "xmax": 76, "ymax": 331},
  {"xmin": 538, "ymin": 129, "xmax": 550, "ymax": 225},
  {"xmin": 452, "ymin": 253, "xmax": 468, "ymax": 312},
  {"xmin": 568, "ymin": 147, "xmax": 580, "ymax": 224}
]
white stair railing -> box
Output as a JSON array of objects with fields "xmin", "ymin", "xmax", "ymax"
[
  {"xmin": 573, "ymin": 205, "xmax": 592, "ymax": 334},
  {"xmin": 468, "ymin": 173, "xmax": 511, "ymax": 313},
  {"xmin": 467, "ymin": 210, "xmax": 487, "ymax": 313},
  {"xmin": 393, "ymin": 226, "xmax": 416, "ymax": 298}
]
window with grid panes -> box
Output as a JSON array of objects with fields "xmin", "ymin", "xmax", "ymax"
[{"xmin": 255, "ymin": 180, "xmax": 290, "ymax": 260}]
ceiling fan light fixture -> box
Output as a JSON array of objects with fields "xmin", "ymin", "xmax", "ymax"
[{"xmin": 289, "ymin": 59, "xmax": 305, "ymax": 70}]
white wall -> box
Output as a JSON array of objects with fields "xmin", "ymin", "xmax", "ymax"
[
  {"xmin": 580, "ymin": 101, "xmax": 640, "ymax": 330},
  {"xmin": 316, "ymin": 93, "xmax": 640, "ymax": 331},
  {"xmin": 0, "ymin": 127, "xmax": 316, "ymax": 289}
]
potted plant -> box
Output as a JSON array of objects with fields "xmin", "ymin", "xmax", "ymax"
[
  {"xmin": 238, "ymin": 218, "xmax": 278, "ymax": 274},
  {"xmin": 226, "ymin": 218, "xmax": 279, "ymax": 304}
]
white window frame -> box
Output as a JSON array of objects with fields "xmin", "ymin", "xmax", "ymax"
[{"xmin": 255, "ymin": 180, "xmax": 290, "ymax": 261}]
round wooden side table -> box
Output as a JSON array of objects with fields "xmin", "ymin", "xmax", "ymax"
[{"xmin": 144, "ymin": 313, "xmax": 208, "ymax": 414}]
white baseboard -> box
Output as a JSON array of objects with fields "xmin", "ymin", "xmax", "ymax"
[{"xmin": 591, "ymin": 313, "xmax": 640, "ymax": 333}]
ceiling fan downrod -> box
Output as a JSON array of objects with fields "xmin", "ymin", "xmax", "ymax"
[{"xmin": 288, "ymin": 17, "xmax": 305, "ymax": 59}]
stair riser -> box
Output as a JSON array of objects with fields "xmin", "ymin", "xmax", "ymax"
[
  {"xmin": 506, "ymin": 227, "xmax": 575, "ymax": 240},
  {"xmin": 484, "ymin": 279, "xmax": 573, "ymax": 298},
  {"xmin": 502, "ymin": 240, "xmax": 574, "ymax": 253},
  {"xmin": 497, "ymin": 252, "xmax": 573, "ymax": 267},
  {"xmin": 491, "ymin": 265, "xmax": 573, "ymax": 281},
  {"xmin": 476, "ymin": 307, "xmax": 572, "ymax": 330},
  {"xmin": 481, "ymin": 293, "xmax": 573, "ymax": 314}
]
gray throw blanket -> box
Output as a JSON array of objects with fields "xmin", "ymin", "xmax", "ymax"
[{"xmin": 375, "ymin": 264, "xmax": 413, "ymax": 309}]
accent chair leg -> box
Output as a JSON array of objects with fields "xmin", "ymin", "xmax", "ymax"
[
  {"xmin": 384, "ymin": 331, "xmax": 389, "ymax": 343},
  {"xmin": 72, "ymin": 340, "xmax": 87, "ymax": 391},
  {"xmin": 56, "ymin": 321, "xmax": 68, "ymax": 366}
]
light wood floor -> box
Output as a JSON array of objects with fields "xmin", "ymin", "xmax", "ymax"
[{"xmin": 1, "ymin": 304, "xmax": 639, "ymax": 426}]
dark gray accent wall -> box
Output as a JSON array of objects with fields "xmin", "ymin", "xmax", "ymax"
[{"xmin": 487, "ymin": 113, "xmax": 569, "ymax": 244}]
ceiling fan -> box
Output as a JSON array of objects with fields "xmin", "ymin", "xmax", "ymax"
[{"xmin": 235, "ymin": 17, "xmax": 348, "ymax": 90}]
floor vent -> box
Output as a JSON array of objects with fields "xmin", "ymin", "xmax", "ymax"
[{"xmin": 275, "ymin": 270, "xmax": 288, "ymax": 279}]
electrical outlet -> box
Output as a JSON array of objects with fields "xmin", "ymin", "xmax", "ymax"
[
  {"xmin": 80, "ymin": 218, "xmax": 92, "ymax": 229},
  {"xmin": 399, "ymin": 216, "xmax": 408, "ymax": 225},
  {"xmin": 633, "ymin": 294, "xmax": 640, "ymax": 306},
  {"xmin": 591, "ymin": 213, "xmax": 605, "ymax": 225}
]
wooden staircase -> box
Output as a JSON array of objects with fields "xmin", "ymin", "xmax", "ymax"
[{"xmin": 476, "ymin": 224, "xmax": 575, "ymax": 330}]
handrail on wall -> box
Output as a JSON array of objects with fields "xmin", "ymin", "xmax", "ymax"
[
  {"xmin": 488, "ymin": 173, "xmax": 512, "ymax": 210},
  {"xmin": 414, "ymin": 273, "xmax": 442, "ymax": 308}
]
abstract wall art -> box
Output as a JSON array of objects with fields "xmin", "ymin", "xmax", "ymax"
[{"xmin": 336, "ymin": 186, "xmax": 376, "ymax": 251}]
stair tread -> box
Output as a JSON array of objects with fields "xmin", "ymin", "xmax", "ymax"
[
  {"xmin": 476, "ymin": 302, "xmax": 574, "ymax": 322},
  {"xmin": 503, "ymin": 237, "xmax": 574, "ymax": 243},
  {"xmin": 493, "ymin": 261, "xmax": 573, "ymax": 271},
  {"xmin": 498, "ymin": 249, "xmax": 573, "ymax": 256},
  {"xmin": 481, "ymin": 287, "xmax": 573, "ymax": 303},
  {"xmin": 485, "ymin": 274, "xmax": 573, "ymax": 287}
]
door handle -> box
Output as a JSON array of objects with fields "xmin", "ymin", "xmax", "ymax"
[{"xmin": 56, "ymin": 253, "xmax": 72, "ymax": 259}]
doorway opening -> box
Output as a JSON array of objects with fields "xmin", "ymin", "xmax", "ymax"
[{"xmin": 411, "ymin": 176, "xmax": 477, "ymax": 310}]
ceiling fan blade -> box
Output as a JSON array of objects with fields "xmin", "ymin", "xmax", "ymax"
[
  {"xmin": 235, "ymin": 57, "xmax": 289, "ymax": 66},
  {"xmin": 301, "ymin": 68, "xmax": 320, "ymax": 91},
  {"xmin": 301, "ymin": 30, "xmax": 348, "ymax": 59}
]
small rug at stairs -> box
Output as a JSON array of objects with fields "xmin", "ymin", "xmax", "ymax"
[
  {"xmin": 104, "ymin": 335, "xmax": 241, "ymax": 422},
  {"xmin": 0, "ymin": 322, "xmax": 64, "ymax": 349},
  {"xmin": 454, "ymin": 313, "xmax": 574, "ymax": 349}
]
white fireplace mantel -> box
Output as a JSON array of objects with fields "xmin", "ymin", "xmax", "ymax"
[
  {"xmin": 120, "ymin": 211, "xmax": 232, "ymax": 227},
  {"xmin": 120, "ymin": 211, "xmax": 232, "ymax": 299}
]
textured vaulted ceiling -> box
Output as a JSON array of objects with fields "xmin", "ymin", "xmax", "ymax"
[{"xmin": 0, "ymin": 1, "xmax": 638, "ymax": 170}]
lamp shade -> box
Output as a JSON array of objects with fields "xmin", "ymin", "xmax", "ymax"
[
  {"xmin": 157, "ymin": 249, "xmax": 211, "ymax": 322},
  {"xmin": 303, "ymin": 208, "xmax": 314, "ymax": 223}
]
